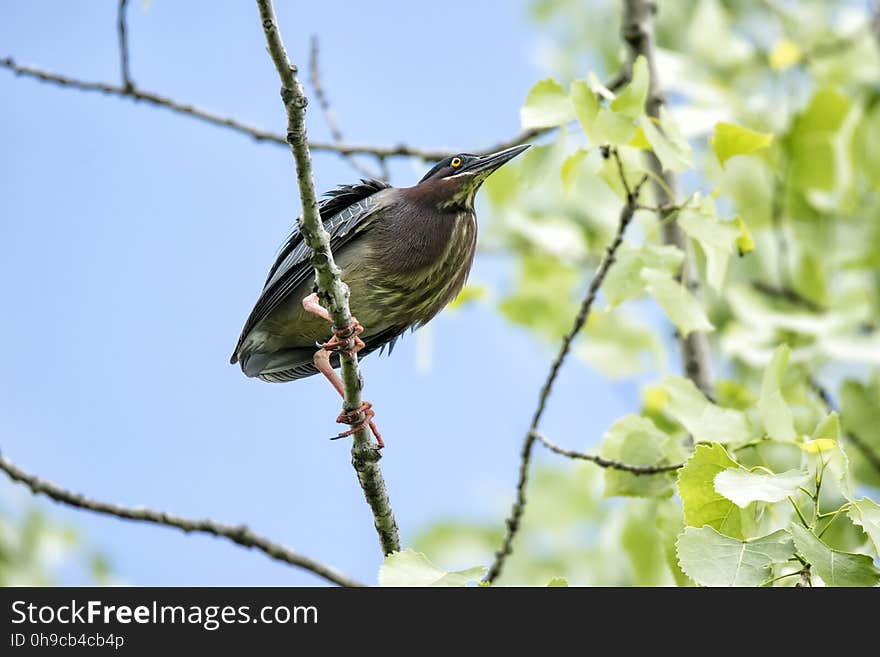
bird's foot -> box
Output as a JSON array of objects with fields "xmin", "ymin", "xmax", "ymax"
[
  {"xmin": 321, "ymin": 318, "xmax": 365, "ymax": 357},
  {"xmin": 332, "ymin": 401, "xmax": 384, "ymax": 449}
]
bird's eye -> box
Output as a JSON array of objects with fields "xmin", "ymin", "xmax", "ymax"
[{"xmin": 450, "ymin": 157, "xmax": 462, "ymax": 169}]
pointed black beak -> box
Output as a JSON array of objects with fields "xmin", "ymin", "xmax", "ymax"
[{"xmin": 462, "ymin": 144, "xmax": 530, "ymax": 175}]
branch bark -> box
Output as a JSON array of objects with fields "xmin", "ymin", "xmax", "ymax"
[
  {"xmin": 532, "ymin": 430, "xmax": 682, "ymax": 473},
  {"xmin": 0, "ymin": 57, "xmax": 542, "ymax": 162},
  {"xmin": 255, "ymin": 0, "xmax": 400, "ymax": 556},
  {"xmin": 621, "ymin": 0, "xmax": 714, "ymax": 400},
  {"xmin": 117, "ymin": 0, "xmax": 133, "ymax": 90},
  {"xmin": 308, "ymin": 36, "xmax": 383, "ymax": 180},
  {"xmin": 0, "ymin": 453, "xmax": 364, "ymax": 587},
  {"xmin": 484, "ymin": 158, "xmax": 647, "ymax": 584}
]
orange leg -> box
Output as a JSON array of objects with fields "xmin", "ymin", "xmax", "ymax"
[
  {"xmin": 302, "ymin": 293, "xmax": 365, "ymax": 356},
  {"xmin": 304, "ymin": 293, "xmax": 383, "ymax": 448}
]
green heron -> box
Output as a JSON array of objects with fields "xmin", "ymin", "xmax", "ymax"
[{"xmin": 230, "ymin": 144, "xmax": 529, "ymax": 446}]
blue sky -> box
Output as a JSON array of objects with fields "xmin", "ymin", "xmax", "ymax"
[{"xmin": 0, "ymin": 0, "xmax": 639, "ymax": 585}]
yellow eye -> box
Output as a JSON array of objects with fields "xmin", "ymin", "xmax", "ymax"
[{"xmin": 451, "ymin": 157, "xmax": 462, "ymax": 168}]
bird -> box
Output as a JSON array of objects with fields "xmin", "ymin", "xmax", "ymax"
[{"xmin": 230, "ymin": 144, "xmax": 530, "ymax": 446}]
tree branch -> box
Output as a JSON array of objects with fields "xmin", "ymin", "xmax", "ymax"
[
  {"xmin": 308, "ymin": 36, "xmax": 384, "ymax": 180},
  {"xmin": 0, "ymin": 453, "xmax": 364, "ymax": 587},
  {"xmin": 255, "ymin": 0, "xmax": 399, "ymax": 556},
  {"xmin": 751, "ymin": 281, "xmax": 825, "ymax": 313},
  {"xmin": 484, "ymin": 157, "xmax": 647, "ymax": 584},
  {"xmin": 117, "ymin": 0, "xmax": 133, "ymax": 90},
  {"xmin": 531, "ymin": 430, "xmax": 682, "ymax": 473},
  {"xmin": 622, "ymin": 0, "xmax": 715, "ymax": 401},
  {"xmin": 0, "ymin": 56, "xmax": 542, "ymax": 162}
]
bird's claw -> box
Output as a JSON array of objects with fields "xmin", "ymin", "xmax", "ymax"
[
  {"xmin": 332, "ymin": 401, "xmax": 384, "ymax": 449},
  {"xmin": 322, "ymin": 317, "xmax": 365, "ymax": 357}
]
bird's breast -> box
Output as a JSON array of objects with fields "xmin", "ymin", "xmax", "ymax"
[{"xmin": 359, "ymin": 209, "xmax": 477, "ymax": 327}]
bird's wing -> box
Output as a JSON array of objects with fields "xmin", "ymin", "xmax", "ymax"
[{"xmin": 231, "ymin": 179, "xmax": 390, "ymax": 362}]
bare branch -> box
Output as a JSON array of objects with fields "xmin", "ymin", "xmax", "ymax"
[
  {"xmin": 795, "ymin": 565, "xmax": 812, "ymax": 587},
  {"xmin": 873, "ymin": 2, "xmax": 880, "ymax": 46},
  {"xmin": 0, "ymin": 57, "xmax": 541, "ymax": 162},
  {"xmin": 622, "ymin": 0, "xmax": 715, "ymax": 401},
  {"xmin": 308, "ymin": 36, "xmax": 383, "ymax": 180},
  {"xmin": 751, "ymin": 281, "xmax": 825, "ymax": 313},
  {"xmin": 0, "ymin": 453, "xmax": 364, "ymax": 587},
  {"xmin": 117, "ymin": 0, "xmax": 133, "ymax": 90},
  {"xmin": 255, "ymin": 0, "xmax": 399, "ymax": 555},
  {"xmin": 532, "ymin": 430, "xmax": 683, "ymax": 474},
  {"xmin": 809, "ymin": 379, "xmax": 880, "ymax": 475},
  {"xmin": 484, "ymin": 158, "xmax": 647, "ymax": 584}
]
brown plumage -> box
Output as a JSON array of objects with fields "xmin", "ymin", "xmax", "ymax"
[{"xmin": 230, "ymin": 145, "xmax": 529, "ymax": 382}]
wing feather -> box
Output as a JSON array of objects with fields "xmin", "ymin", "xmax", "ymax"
[{"xmin": 231, "ymin": 179, "xmax": 390, "ymax": 362}]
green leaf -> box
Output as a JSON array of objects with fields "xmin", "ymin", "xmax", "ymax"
[
  {"xmin": 378, "ymin": 550, "xmax": 485, "ymax": 587},
  {"xmin": 520, "ymin": 78, "xmax": 574, "ymax": 130},
  {"xmin": 789, "ymin": 133, "xmax": 836, "ymax": 190},
  {"xmin": 790, "ymin": 524, "xmax": 880, "ymax": 587},
  {"xmin": 571, "ymin": 79, "xmax": 600, "ymax": 142},
  {"xmin": 848, "ymin": 498, "xmax": 880, "ymax": 556},
  {"xmin": 733, "ymin": 216, "xmax": 754, "ymax": 256},
  {"xmin": 641, "ymin": 268, "xmax": 714, "ymax": 337},
  {"xmin": 686, "ymin": 0, "xmax": 754, "ymax": 68},
  {"xmin": 656, "ymin": 500, "xmax": 691, "ymax": 586},
  {"xmin": 621, "ymin": 499, "xmax": 680, "ymax": 585},
  {"xmin": 560, "ymin": 148, "xmax": 597, "ymax": 192},
  {"xmin": 794, "ymin": 87, "xmax": 852, "ymax": 134},
  {"xmin": 481, "ymin": 159, "xmax": 518, "ymax": 206},
  {"xmin": 519, "ymin": 143, "xmax": 560, "ymax": 186},
  {"xmin": 593, "ymin": 107, "xmax": 638, "ymax": 145},
  {"xmin": 547, "ymin": 576, "xmax": 568, "ymax": 587},
  {"xmin": 603, "ymin": 242, "xmax": 684, "ymax": 306},
  {"xmin": 714, "ymin": 468, "xmax": 809, "ymax": 508},
  {"xmin": 576, "ymin": 308, "xmax": 662, "ymax": 378},
  {"xmin": 758, "ymin": 344, "xmax": 796, "ymax": 442},
  {"xmin": 840, "ymin": 378, "xmax": 880, "ymax": 485},
  {"xmin": 660, "ymin": 376, "xmax": 751, "ymax": 444},
  {"xmin": 710, "ymin": 122, "xmax": 773, "ymax": 168},
  {"xmin": 599, "ymin": 415, "xmax": 687, "ymax": 498},
  {"xmin": 610, "ymin": 55, "xmax": 649, "ymax": 119},
  {"xmin": 447, "ymin": 283, "xmax": 488, "ymax": 311},
  {"xmin": 676, "ymin": 526, "xmax": 794, "ymax": 587},
  {"xmin": 499, "ymin": 254, "xmax": 578, "ymax": 338},
  {"xmin": 808, "ymin": 413, "xmax": 854, "ymax": 500},
  {"xmin": 597, "ymin": 145, "xmax": 646, "ymax": 196},
  {"xmin": 812, "ymin": 412, "xmax": 839, "ymax": 442},
  {"xmin": 677, "ymin": 443, "xmax": 754, "ymax": 539},
  {"xmin": 641, "ymin": 108, "xmax": 693, "ymax": 173},
  {"xmin": 786, "ymin": 87, "xmax": 852, "ymax": 191},
  {"xmin": 677, "ymin": 201, "xmax": 738, "ymax": 291}
]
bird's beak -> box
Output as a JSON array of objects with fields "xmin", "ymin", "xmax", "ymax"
[{"xmin": 460, "ymin": 144, "xmax": 531, "ymax": 176}]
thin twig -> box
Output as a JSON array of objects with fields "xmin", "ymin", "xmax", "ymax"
[
  {"xmin": 0, "ymin": 453, "xmax": 364, "ymax": 587},
  {"xmin": 484, "ymin": 163, "xmax": 648, "ymax": 584},
  {"xmin": 622, "ymin": 0, "xmax": 714, "ymax": 401},
  {"xmin": 255, "ymin": 0, "xmax": 399, "ymax": 555},
  {"xmin": 531, "ymin": 430, "xmax": 683, "ymax": 473},
  {"xmin": 0, "ymin": 56, "xmax": 544, "ymax": 162},
  {"xmin": 117, "ymin": 0, "xmax": 133, "ymax": 90},
  {"xmin": 873, "ymin": 2, "xmax": 880, "ymax": 46},
  {"xmin": 809, "ymin": 378, "xmax": 880, "ymax": 476},
  {"xmin": 308, "ymin": 36, "xmax": 382, "ymax": 180},
  {"xmin": 751, "ymin": 281, "xmax": 825, "ymax": 313},
  {"xmin": 795, "ymin": 565, "xmax": 812, "ymax": 587}
]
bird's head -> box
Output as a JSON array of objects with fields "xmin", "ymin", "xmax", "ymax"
[{"xmin": 412, "ymin": 144, "xmax": 530, "ymax": 211}]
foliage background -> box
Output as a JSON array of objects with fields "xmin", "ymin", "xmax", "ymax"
[{"xmin": 1, "ymin": 0, "xmax": 878, "ymax": 585}]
